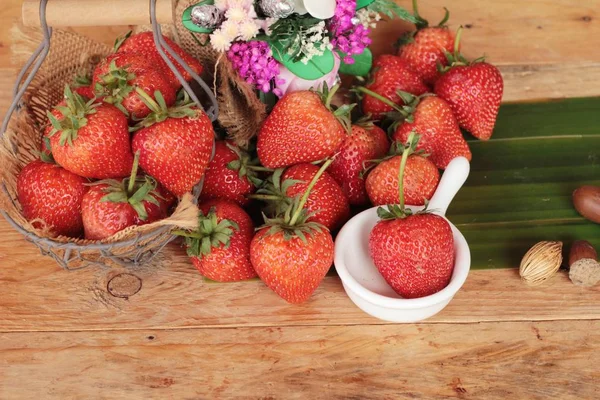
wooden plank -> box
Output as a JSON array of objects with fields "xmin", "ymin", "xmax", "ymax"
[
  {"xmin": 1, "ymin": 320, "xmax": 599, "ymax": 399},
  {"xmin": 374, "ymin": 0, "xmax": 600, "ymax": 64},
  {"xmin": 0, "ymin": 218, "xmax": 598, "ymax": 332}
]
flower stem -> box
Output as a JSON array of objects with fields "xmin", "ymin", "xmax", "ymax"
[
  {"xmin": 289, "ymin": 158, "xmax": 333, "ymax": 226},
  {"xmin": 128, "ymin": 151, "xmax": 140, "ymax": 195}
]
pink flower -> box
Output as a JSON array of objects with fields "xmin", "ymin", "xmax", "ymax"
[{"xmin": 275, "ymin": 53, "xmax": 341, "ymax": 96}]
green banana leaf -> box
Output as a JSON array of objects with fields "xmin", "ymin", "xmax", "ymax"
[{"xmin": 446, "ymin": 97, "xmax": 600, "ymax": 269}]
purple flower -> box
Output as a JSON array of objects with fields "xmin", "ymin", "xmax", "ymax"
[
  {"xmin": 328, "ymin": 0, "xmax": 371, "ymax": 64},
  {"xmin": 226, "ymin": 41, "xmax": 284, "ymax": 96}
]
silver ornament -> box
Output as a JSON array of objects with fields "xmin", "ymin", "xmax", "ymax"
[
  {"xmin": 260, "ymin": 0, "xmax": 295, "ymax": 19},
  {"xmin": 191, "ymin": 5, "xmax": 223, "ymax": 29}
]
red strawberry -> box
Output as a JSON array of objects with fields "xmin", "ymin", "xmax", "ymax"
[
  {"xmin": 81, "ymin": 154, "xmax": 166, "ymax": 240},
  {"xmin": 17, "ymin": 159, "xmax": 88, "ymax": 238},
  {"xmin": 396, "ymin": 2, "xmax": 455, "ymax": 85},
  {"xmin": 282, "ymin": 163, "xmax": 350, "ymax": 231},
  {"xmin": 365, "ymin": 136, "xmax": 439, "ymax": 206},
  {"xmin": 434, "ymin": 61, "xmax": 503, "ymax": 140},
  {"xmin": 370, "ymin": 213, "xmax": 454, "ymax": 298},
  {"xmin": 93, "ymin": 52, "xmax": 176, "ymax": 119},
  {"xmin": 45, "ymin": 86, "xmax": 133, "ymax": 179},
  {"xmin": 392, "ymin": 95, "xmax": 471, "ymax": 169},
  {"xmin": 115, "ymin": 32, "xmax": 204, "ymax": 90},
  {"xmin": 131, "ymin": 93, "xmax": 214, "ymax": 197},
  {"xmin": 251, "ymin": 226, "xmax": 333, "ymax": 303},
  {"xmin": 360, "ymin": 56, "xmax": 428, "ymax": 120},
  {"xmin": 257, "ymin": 87, "xmax": 350, "ymax": 168},
  {"xmin": 176, "ymin": 199, "xmax": 257, "ymax": 282},
  {"xmin": 369, "ymin": 131, "xmax": 455, "ymax": 298},
  {"xmin": 199, "ymin": 141, "xmax": 259, "ymax": 206},
  {"xmin": 328, "ymin": 122, "xmax": 390, "ymax": 205},
  {"xmin": 250, "ymin": 162, "xmax": 335, "ymax": 303}
]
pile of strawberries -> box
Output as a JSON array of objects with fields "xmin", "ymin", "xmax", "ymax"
[
  {"xmin": 17, "ymin": 32, "xmax": 211, "ymax": 240},
  {"xmin": 17, "ymin": 2, "xmax": 503, "ymax": 304}
]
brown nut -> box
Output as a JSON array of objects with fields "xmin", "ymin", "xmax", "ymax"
[
  {"xmin": 569, "ymin": 240, "xmax": 598, "ymax": 267},
  {"xmin": 573, "ymin": 186, "xmax": 600, "ymax": 224}
]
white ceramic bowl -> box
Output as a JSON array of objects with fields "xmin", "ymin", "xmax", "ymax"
[{"xmin": 334, "ymin": 157, "xmax": 472, "ymax": 323}]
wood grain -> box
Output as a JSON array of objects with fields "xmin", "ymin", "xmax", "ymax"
[
  {"xmin": 1, "ymin": 218, "xmax": 598, "ymax": 332},
  {"xmin": 1, "ymin": 320, "xmax": 599, "ymax": 399}
]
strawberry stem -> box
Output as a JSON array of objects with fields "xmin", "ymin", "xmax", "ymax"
[
  {"xmin": 454, "ymin": 26, "xmax": 463, "ymax": 56},
  {"xmin": 354, "ymin": 87, "xmax": 405, "ymax": 114},
  {"xmin": 289, "ymin": 159, "xmax": 333, "ymax": 226},
  {"xmin": 128, "ymin": 151, "xmax": 140, "ymax": 195},
  {"xmin": 247, "ymin": 194, "xmax": 283, "ymax": 201},
  {"xmin": 397, "ymin": 133, "xmax": 414, "ymax": 210}
]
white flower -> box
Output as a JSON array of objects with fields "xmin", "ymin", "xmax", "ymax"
[
  {"xmin": 293, "ymin": 0, "xmax": 336, "ymax": 19},
  {"xmin": 210, "ymin": 30, "xmax": 232, "ymax": 52},
  {"xmin": 220, "ymin": 20, "xmax": 240, "ymax": 41},
  {"xmin": 214, "ymin": 0, "xmax": 228, "ymax": 11},
  {"xmin": 260, "ymin": 17, "xmax": 277, "ymax": 36},
  {"xmin": 226, "ymin": 7, "xmax": 248, "ymax": 22},
  {"xmin": 239, "ymin": 20, "xmax": 260, "ymax": 40}
]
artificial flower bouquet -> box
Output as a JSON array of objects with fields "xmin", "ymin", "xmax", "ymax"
[{"xmin": 182, "ymin": 0, "xmax": 417, "ymax": 99}]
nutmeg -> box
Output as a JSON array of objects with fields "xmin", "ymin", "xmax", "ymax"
[
  {"xmin": 573, "ymin": 186, "xmax": 600, "ymax": 224},
  {"xmin": 519, "ymin": 241, "xmax": 563, "ymax": 286},
  {"xmin": 568, "ymin": 240, "xmax": 600, "ymax": 287}
]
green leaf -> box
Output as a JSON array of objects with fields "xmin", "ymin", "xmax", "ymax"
[
  {"xmin": 356, "ymin": 0, "xmax": 376, "ymax": 9},
  {"xmin": 338, "ymin": 48, "xmax": 373, "ymax": 77},
  {"xmin": 444, "ymin": 96, "xmax": 600, "ymax": 270},
  {"xmin": 269, "ymin": 41, "xmax": 335, "ymax": 80}
]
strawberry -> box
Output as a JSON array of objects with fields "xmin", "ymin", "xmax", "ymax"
[
  {"xmin": 81, "ymin": 153, "xmax": 166, "ymax": 240},
  {"xmin": 93, "ymin": 52, "xmax": 176, "ymax": 119},
  {"xmin": 250, "ymin": 162, "xmax": 335, "ymax": 303},
  {"xmin": 369, "ymin": 132, "xmax": 454, "ymax": 298},
  {"xmin": 434, "ymin": 61, "xmax": 503, "ymax": 140},
  {"xmin": 392, "ymin": 94, "xmax": 471, "ymax": 169},
  {"xmin": 283, "ymin": 163, "xmax": 350, "ymax": 231},
  {"xmin": 115, "ymin": 31, "xmax": 204, "ymax": 90},
  {"xmin": 199, "ymin": 141, "xmax": 260, "ymax": 206},
  {"xmin": 45, "ymin": 86, "xmax": 133, "ymax": 179},
  {"xmin": 257, "ymin": 86, "xmax": 351, "ymax": 168},
  {"xmin": 175, "ymin": 199, "xmax": 257, "ymax": 282},
  {"xmin": 17, "ymin": 158, "xmax": 88, "ymax": 238},
  {"xmin": 396, "ymin": 1, "xmax": 455, "ymax": 85},
  {"xmin": 360, "ymin": 55, "xmax": 428, "ymax": 120},
  {"xmin": 365, "ymin": 136, "xmax": 439, "ymax": 206},
  {"xmin": 71, "ymin": 74, "xmax": 95, "ymax": 100},
  {"xmin": 328, "ymin": 122, "xmax": 390, "ymax": 205},
  {"xmin": 132, "ymin": 92, "xmax": 215, "ymax": 197}
]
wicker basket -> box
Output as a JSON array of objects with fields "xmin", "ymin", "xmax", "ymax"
[{"xmin": 0, "ymin": 1, "xmax": 226, "ymax": 270}]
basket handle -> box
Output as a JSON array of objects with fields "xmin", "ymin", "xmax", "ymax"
[{"xmin": 22, "ymin": 0, "xmax": 173, "ymax": 27}]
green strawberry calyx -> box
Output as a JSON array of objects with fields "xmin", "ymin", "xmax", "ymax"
[
  {"xmin": 248, "ymin": 167, "xmax": 300, "ymax": 216},
  {"xmin": 94, "ymin": 60, "xmax": 136, "ymax": 115},
  {"xmin": 314, "ymin": 83, "xmax": 356, "ymax": 134},
  {"xmin": 354, "ymin": 86, "xmax": 430, "ymax": 126},
  {"xmin": 133, "ymin": 89, "xmax": 197, "ymax": 130},
  {"xmin": 257, "ymin": 159, "xmax": 333, "ymax": 243},
  {"xmin": 173, "ymin": 207, "xmax": 240, "ymax": 259},
  {"xmin": 46, "ymin": 85, "xmax": 100, "ymax": 147},
  {"xmin": 225, "ymin": 142, "xmax": 264, "ymax": 188},
  {"xmin": 38, "ymin": 137, "xmax": 56, "ymax": 164},
  {"xmin": 438, "ymin": 27, "xmax": 485, "ymax": 72},
  {"xmin": 113, "ymin": 31, "xmax": 133, "ymax": 53},
  {"xmin": 377, "ymin": 131, "xmax": 425, "ymax": 220},
  {"xmin": 393, "ymin": 0, "xmax": 449, "ymax": 49},
  {"xmin": 93, "ymin": 151, "xmax": 162, "ymax": 221}
]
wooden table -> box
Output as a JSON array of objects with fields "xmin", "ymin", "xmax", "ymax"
[{"xmin": 1, "ymin": 1, "xmax": 600, "ymax": 398}]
